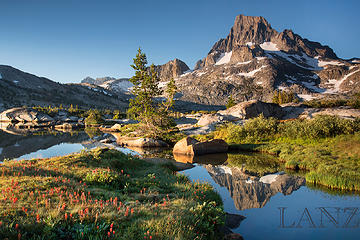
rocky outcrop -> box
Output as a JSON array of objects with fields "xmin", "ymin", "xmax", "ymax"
[
  {"xmin": 197, "ymin": 113, "xmax": 239, "ymax": 126},
  {"xmin": 219, "ymin": 100, "xmax": 283, "ymax": 119},
  {"xmin": 153, "ymin": 59, "xmax": 190, "ymax": 81},
  {"xmin": 0, "ymin": 108, "xmax": 87, "ymax": 130},
  {"xmin": 116, "ymin": 137, "xmax": 169, "ymax": 148},
  {"xmin": 281, "ymin": 105, "xmax": 360, "ymax": 120},
  {"xmin": 0, "ymin": 108, "xmax": 53, "ymax": 123},
  {"xmin": 173, "ymin": 137, "xmax": 228, "ymax": 156}
]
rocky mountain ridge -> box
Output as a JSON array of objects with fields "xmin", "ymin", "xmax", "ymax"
[
  {"xmin": 174, "ymin": 14, "xmax": 360, "ymax": 105},
  {"xmin": 81, "ymin": 58, "xmax": 190, "ymax": 94},
  {"xmin": 0, "ymin": 65, "xmax": 129, "ymax": 111}
]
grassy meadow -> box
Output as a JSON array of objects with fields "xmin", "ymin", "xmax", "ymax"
[
  {"xmin": 198, "ymin": 115, "xmax": 360, "ymax": 191},
  {"xmin": 0, "ymin": 148, "xmax": 224, "ymax": 239}
]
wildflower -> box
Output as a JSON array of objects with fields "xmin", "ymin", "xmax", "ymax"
[
  {"xmin": 125, "ymin": 207, "xmax": 129, "ymax": 217},
  {"xmin": 65, "ymin": 213, "xmax": 68, "ymax": 220},
  {"xmin": 15, "ymin": 223, "xmax": 19, "ymax": 229}
]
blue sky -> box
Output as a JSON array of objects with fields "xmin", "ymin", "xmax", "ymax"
[{"xmin": 0, "ymin": 0, "xmax": 359, "ymax": 83}]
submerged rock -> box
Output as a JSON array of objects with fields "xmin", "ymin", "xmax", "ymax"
[
  {"xmin": 173, "ymin": 152, "xmax": 228, "ymax": 164},
  {"xmin": 173, "ymin": 137, "xmax": 228, "ymax": 156}
]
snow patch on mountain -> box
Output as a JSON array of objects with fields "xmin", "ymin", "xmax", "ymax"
[
  {"xmin": 0, "ymin": 73, "xmax": 2, "ymax": 79},
  {"xmin": 215, "ymin": 51, "xmax": 232, "ymax": 65},
  {"xmin": 260, "ymin": 42, "xmax": 279, "ymax": 51},
  {"xmin": 259, "ymin": 42, "xmax": 323, "ymax": 70},
  {"xmin": 324, "ymin": 69, "xmax": 360, "ymax": 94},
  {"xmin": 301, "ymin": 81, "xmax": 324, "ymax": 93},
  {"xmin": 181, "ymin": 70, "xmax": 192, "ymax": 75},
  {"xmin": 318, "ymin": 60, "xmax": 344, "ymax": 67},
  {"xmin": 236, "ymin": 60, "xmax": 252, "ymax": 65},
  {"xmin": 246, "ymin": 42, "xmax": 254, "ymax": 47},
  {"xmin": 298, "ymin": 94, "xmax": 317, "ymax": 101},
  {"xmin": 238, "ymin": 65, "xmax": 267, "ymax": 77},
  {"xmin": 113, "ymin": 81, "xmax": 133, "ymax": 92},
  {"xmin": 196, "ymin": 72, "xmax": 206, "ymax": 76}
]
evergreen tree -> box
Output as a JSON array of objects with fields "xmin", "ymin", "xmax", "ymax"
[
  {"xmin": 127, "ymin": 48, "xmax": 176, "ymax": 137},
  {"xmin": 272, "ymin": 90, "xmax": 279, "ymax": 104},
  {"xmin": 163, "ymin": 78, "xmax": 177, "ymax": 111},
  {"xmin": 226, "ymin": 95, "xmax": 236, "ymax": 109}
]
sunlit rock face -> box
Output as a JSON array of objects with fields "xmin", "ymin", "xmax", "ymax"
[
  {"xmin": 205, "ymin": 165, "xmax": 305, "ymax": 210},
  {"xmin": 174, "ymin": 14, "xmax": 360, "ymax": 105}
]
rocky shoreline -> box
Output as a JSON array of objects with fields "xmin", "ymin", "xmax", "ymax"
[{"xmin": 2, "ymin": 100, "xmax": 360, "ymax": 137}]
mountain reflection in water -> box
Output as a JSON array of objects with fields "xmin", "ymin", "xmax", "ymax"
[
  {"xmin": 205, "ymin": 165, "xmax": 305, "ymax": 210},
  {"xmin": 0, "ymin": 128, "xmax": 91, "ymax": 161},
  {"xmin": 177, "ymin": 152, "xmax": 305, "ymax": 211}
]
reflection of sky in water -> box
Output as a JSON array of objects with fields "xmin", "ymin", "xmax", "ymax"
[
  {"xmin": 182, "ymin": 164, "xmax": 360, "ymax": 240},
  {"xmin": 15, "ymin": 143, "xmax": 139, "ymax": 161},
  {"xmin": 5, "ymin": 136, "xmax": 360, "ymax": 240},
  {"xmin": 181, "ymin": 164, "xmax": 239, "ymax": 212},
  {"xmin": 16, "ymin": 143, "xmax": 87, "ymax": 160}
]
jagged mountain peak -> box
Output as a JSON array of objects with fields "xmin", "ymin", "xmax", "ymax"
[
  {"xmin": 153, "ymin": 58, "xmax": 190, "ymax": 81},
  {"xmin": 176, "ymin": 14, "xmax": 359, "ymax": 106},
  {"xmin": 195, "ymin": 14, "xmax": 338, "ymax": 70}
]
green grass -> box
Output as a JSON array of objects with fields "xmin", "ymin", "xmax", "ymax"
[
  {"xmin": 0, "ymin": 148, "xmax": 224, "ymax": 239},
  {"xmin": 204, "ymin": 115, "xmax": 360, "ymax": 191},
  {"xmin": 227, "ymin": 152, "xmax": 282, "ymax": 177}
]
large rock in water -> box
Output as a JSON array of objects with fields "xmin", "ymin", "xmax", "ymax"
[
  {"xmin": 173, "ymin": 137, "xmax": 228, "ymax": 156},
  {"xmin": 116, "ymin": 137, "xmax": 169, "ymax": 148},
  {"xmin": 219, "ymin": 100, "xmax": 283, "ymax": 119},
  {"xmin": 0, "ymin": 107, "xmax": 53, "ymax": 123}
]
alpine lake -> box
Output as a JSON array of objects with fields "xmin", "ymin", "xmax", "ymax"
[{"xmin": 1, "ymin": 128, "xmax": 359, "ymax": 240}]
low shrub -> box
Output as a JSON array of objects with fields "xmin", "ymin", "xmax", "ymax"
[{"xmin": 85, "ymin": 109, "xmax": 104, "ymax": 125}]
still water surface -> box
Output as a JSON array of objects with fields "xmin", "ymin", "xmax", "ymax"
[{"xmin": 1, "ymin": 130, "xmax": 359, "ymax": 240}]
